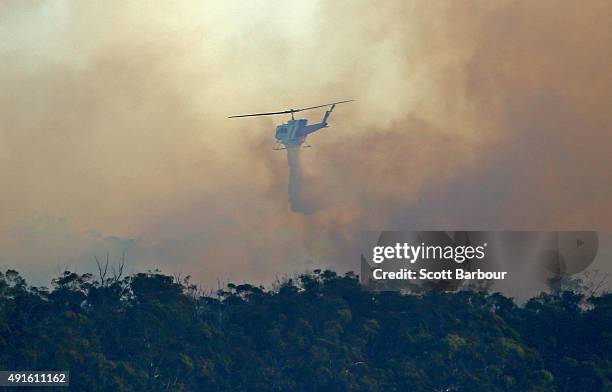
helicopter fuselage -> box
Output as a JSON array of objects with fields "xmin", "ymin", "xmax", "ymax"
[{"xmin": 275, "ymin": 118, "xmax": 327, "ymax": 148}]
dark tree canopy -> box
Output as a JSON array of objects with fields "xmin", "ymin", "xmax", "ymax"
[{"xmin": 0, "ymin": 268, "xmax": 610, "ymax": 391}]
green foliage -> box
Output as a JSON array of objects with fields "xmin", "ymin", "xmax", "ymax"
[{"xmin": 0, "ymin": 269, "xmax": 609, "ymax": 391}]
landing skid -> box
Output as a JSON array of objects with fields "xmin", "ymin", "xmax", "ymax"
[{"xmin": 273, "ymin": 142, "xmax": 313, "ymax": 150}]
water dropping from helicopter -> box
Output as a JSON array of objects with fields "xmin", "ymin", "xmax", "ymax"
[{"xmin": 287, "ymin": 147, "xmax": 306, "ymax": 213}]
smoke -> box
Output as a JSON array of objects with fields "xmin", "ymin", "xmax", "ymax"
[{"xmin": 1, "ymin": 1, "xmax": 612, "ymax": 292}]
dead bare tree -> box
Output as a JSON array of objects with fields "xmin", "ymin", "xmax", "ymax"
[
  {"xmin": 94, "ymin": 252, "xmax": 126, "ymax": 287},
  {"xmin": 94, "ymin": 253, "xmax": 110, "ymax": 285},
  {"xmin": 111, "ymin": 252, "xmax": 126, "ymax": 283}
]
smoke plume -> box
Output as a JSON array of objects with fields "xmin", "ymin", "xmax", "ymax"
[{"xmin": 1, "ymin": 1, "xmax": 611, "ymax": 294}]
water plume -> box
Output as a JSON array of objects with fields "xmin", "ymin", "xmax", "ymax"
[{"xmin": 286, "ymin": 147, "xmax": 311, "ymax": 214}]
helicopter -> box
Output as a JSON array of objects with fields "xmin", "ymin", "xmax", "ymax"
[{"xmin": 228, "ymin": 100, "xmax": 354, "ymax": 150}]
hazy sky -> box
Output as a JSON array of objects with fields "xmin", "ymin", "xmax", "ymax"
[{"xmin": 1, "ymin": 1, "xmax": 611, "ymax": 288}]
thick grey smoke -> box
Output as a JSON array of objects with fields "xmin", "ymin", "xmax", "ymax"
[{"xmin": 1, "ymin": 1, "xmax": 611, "ymax": 293}]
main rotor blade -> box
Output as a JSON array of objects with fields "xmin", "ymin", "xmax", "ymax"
[
  {"xmin": 228, "ymin": 109, "xmax": 295, "ymax": 118},
  {"xmin": 227, "ymin": 99, "xmax": 354, "ymax": 118},
  {"xmin": 296, "ymin": 99, "xmax": 355, "ymax": 112}
]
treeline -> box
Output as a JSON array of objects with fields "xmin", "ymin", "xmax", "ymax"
[{"xmin": 0, "ymin": 268, "xmax": 611, "ymax": 391}]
